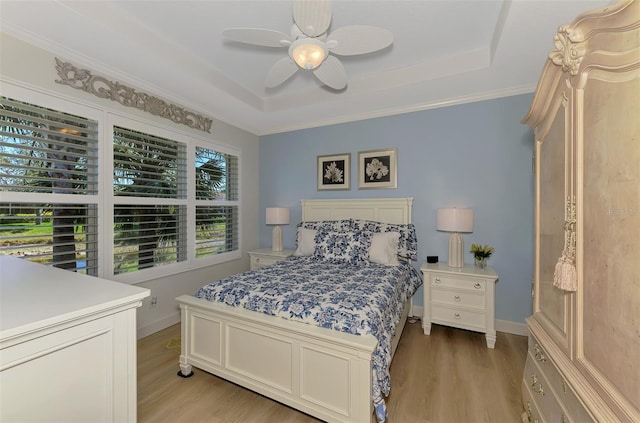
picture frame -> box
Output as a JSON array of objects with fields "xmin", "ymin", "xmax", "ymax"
[
  {"xmin": 317, "ymin": 153, "xmax": 351, "ymax": 190},
  {"xmin": 358, "ymin": 148, "xmax": 397, "ymax": 189}
]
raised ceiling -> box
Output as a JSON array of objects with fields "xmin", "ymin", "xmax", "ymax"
[{"xmin": 0, "ymin": 0, "xmax": 611, "ymax": 135}]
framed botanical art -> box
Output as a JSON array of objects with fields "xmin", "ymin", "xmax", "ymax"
[
  {"xmin": 358, "ymin": 148, "xmax": 397, "ymax": 189},
  {"xmin": 317, "ymin": 153, "xmax": 350, "ymax": 190}
]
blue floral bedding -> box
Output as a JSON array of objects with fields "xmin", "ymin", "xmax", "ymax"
[{"xmin": 194, "ymin": 255, "xmax": 422, "ymax": 422}]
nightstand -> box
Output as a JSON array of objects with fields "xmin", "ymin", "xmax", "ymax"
[
  {"xmin": 248, "ymin": 248, "xmax": 294, "ymax": 270},
  {"xmin": 420, "ymin": 262, "xmax": 499, "ymax": 348}
]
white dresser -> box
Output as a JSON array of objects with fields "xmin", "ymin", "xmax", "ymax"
[
  {"xmin": 0, "ymin": 256, "xmax": 150, "ymax": 423},
  {"xmin": 421, "ymin": 262, "xmax": 498, "ymax": 348}
]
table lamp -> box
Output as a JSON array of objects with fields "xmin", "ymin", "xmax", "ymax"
[
  {"xmin": 266, "ymin": 207, "xmax": 289, "ymax": 252},
  {"xmin": 437, "ymin": 208, "xmax": 474, "ymax": 268}
]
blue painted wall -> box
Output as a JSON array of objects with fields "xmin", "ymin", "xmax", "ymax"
[{"xmin": 259, "ymin": 94, "xmax": 535, "ymax": 325}]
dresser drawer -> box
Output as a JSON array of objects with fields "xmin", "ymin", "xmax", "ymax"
[
  {"xmin": 431, "ymin": 287, "xmax": 485, "ymax": 310},
  {"xmin": 431, "ymin": 304, "xmax": 485, "ymax": 331},
  {"xmin": 528, "ymin": 333, "xmax": 595, "ymax": 423},
  {"xmin": 525, "ymin": 354, "xmax": 563, "ymax": 422},
  {"xmin": 431, "ymin": 274, "xmax": 486, "ymax": 292},
  {"xmin": 522, "ymin": 378, "xmax": 544, "ymax": 423}
]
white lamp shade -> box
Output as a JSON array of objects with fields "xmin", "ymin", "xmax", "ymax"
[
  {"xmin": 266, "ymin": 207, "xmax": 290, "ymax": 225},
  {"xmin": 437, "ymin": 208, "xmax": 474, "ymax": 233}
]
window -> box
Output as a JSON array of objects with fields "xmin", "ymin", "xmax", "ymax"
[
  {"xmin": 1, "ymin": 92, "xmax": 241, "ymax": 281},
  {"xmin": 0, "ymin": 96, "xmax": 99, "ymax": 275},
  {"xmin": 112, "ymin": 126, "xmax": 187, "ymax": 274},
  {"xmin": 195, "ymin": 147, "xmax": 239, "ymax": 258}
]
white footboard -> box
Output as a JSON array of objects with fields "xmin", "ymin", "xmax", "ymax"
[{"xmin": 176, "ymin": 294, "xmax": 378, "ymax": 423}]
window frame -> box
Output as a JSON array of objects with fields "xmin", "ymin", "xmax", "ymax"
[{"xmin": 1, "ymin": 82, "xmax": 242, "ymax": 284}]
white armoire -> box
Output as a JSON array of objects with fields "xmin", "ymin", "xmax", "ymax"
[{"xmin": 521, "ymin": 0, "xmax": 639, "ymax": 422}]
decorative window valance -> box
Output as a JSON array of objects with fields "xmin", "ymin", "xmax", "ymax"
[{"xmin": 54, "ymin": 58, "xmax": 212, "ymax": 133}]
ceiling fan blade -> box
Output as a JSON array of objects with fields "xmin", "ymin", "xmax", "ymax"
[
  {"xmin": 265, "ymin": 57, "xmax": 299, "ymax": 88},
  {"xmin": 327, "ymin": 25, "xmax": 393, "ymax": 56},
  {"xmin": 293, "ymin": 0, "xmax": 332, "ymax": 37},
  {"xmin": 223, "ymin": 28, "xmax": 291, "ymax": 47},
  {"xmin": 313, "ymin": 55, "xmax": 347, "ymax": 89}
]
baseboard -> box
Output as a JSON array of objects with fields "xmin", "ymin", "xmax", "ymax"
[
  {"xmin": 410, "ymin": 305, "xmax": 527, "ymax": 336},
  {"xmin": 410, "ymin": 305, "xmax": 424, "ymax": 319},
  {"xmin": 137, "ymin": 311, "xmax": 180, "ymax": 339},
  {"xmin": 495, "ymin": 319, "xmax": 528, "ymax": 336}
]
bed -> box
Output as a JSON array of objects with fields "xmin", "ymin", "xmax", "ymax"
[{"xmin": 176, "ymin": 198, "xmax": 420, "ymax": 423}]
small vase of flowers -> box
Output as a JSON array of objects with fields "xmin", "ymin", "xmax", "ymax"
[{"xmin": 471, "ymin": 244, "xmax": 494, "ymax": 269}]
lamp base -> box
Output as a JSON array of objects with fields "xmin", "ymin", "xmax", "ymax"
[
  {"xmin": 272, "ymin": 225, "xmax": 283, "ymax": 252},
  {"xmin": 448, "ymin": 232, "xmax": 464, "ymax": 268}
]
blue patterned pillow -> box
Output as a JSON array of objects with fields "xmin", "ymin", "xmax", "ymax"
[
  {"xmin": 296, "ymin": 219, "xmax": 354, "ymax": 252},
  {"xmin": 298, "ymin": 219, "xmax": 354, "ymax": 231},
  {"xmin": 351, "ymin": 220, "xmax": 418, "ymax": 261},
  {"xmin": 313, "ymin": 228, "xmax": 373, "ymax": 266}
]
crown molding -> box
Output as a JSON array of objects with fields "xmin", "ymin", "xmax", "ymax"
[{"xmin": 257, "ymin": 84, "xmax": 536, "ymax": 136}]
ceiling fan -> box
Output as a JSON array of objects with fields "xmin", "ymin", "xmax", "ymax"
[{"xmin": 222, "ymin": 0, "xmax": 393, "ymax": 90}]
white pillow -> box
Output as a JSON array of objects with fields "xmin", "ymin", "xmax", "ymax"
[
  {"xmin": 369, "ymin": 232, "xmax": 400, "ymax": 266},
  {"xmin": 294, "ymin": 228, "xmax": 317, "ymax": 256}
]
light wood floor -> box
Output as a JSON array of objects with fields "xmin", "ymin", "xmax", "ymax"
[{"xmin": 138, "ymin": 320, "xmax": 528, "ymax": 423}]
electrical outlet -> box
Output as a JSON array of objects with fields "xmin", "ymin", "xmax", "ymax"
[{"xmin": 151, "ymin": 296, "xmax": 158, "ymax": 307}]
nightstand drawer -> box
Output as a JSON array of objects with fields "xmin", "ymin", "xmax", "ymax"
[
  {"xmin": 250, "ymin": 255, "xmax": 279, "ymax": 269},
  {"xmin": 248, "ymin": 249, "xmax": 294, "ymax": 270},
  {"xmin": 431, "ymin": 305, "xmax": 485, "ymax": 331},
  {"xmin": 431, "ymin": 275, "xmax": 486, "ymax": 292},
  {"xmin": 431, "ymin": 287, "xmax": 485, "ymax": 310}
]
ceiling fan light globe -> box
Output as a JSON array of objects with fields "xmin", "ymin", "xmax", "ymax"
[{"xmin": 289, "ymin": 38, "xmax": 327, "ymax": 70}]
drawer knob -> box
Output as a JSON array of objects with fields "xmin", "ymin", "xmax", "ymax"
[
  {"xmin": 435, "ymin": 278, "xmax": 441, "ymax": 284},
  {"xmin": 454, "ymin": 295, "xmax": 461, "ymax": 302},
  {"xmin": 525, "ymin": 402, "xmax": 539, "ymax": 423},
  {"xmin": 534, "ymin": 344, "xmax": 547, "ymax": 363},
  {"xmin": 474, "ymin": 282, "xmax": 481, "ymax": 289},
  {"xmin": 530, "ymin": 373, "xmax": 545, "ymax": 396},
  {"xmin": 454, "ymin": 313, "xmax": 461, "ymax": 319}
]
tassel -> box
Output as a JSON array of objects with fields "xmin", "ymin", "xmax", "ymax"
[{"xmin": 553, "ymin": 252, "xmax": 577, "ymax": 292}]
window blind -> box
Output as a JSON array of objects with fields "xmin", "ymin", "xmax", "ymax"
[
  {"xmin": 113, "ymin": 126, "xmax": 186, "ymax": 199},
  {"xmin": 195, "ymin": 147, "xmax": 238, "ymax": 201},
  {"xmin": 1, "ymin": 91, "xmax": 241, "ymax": 280},
  {"xmin": 113, "ymin": 204, "xmax": 186, "ymax": 274},
  {"xmin": 195, "ymin": 147, "xmax": 239, "ymax": 259},
  {"xmin": 0, "ymin": 97, "xmax": 99, "ymax": 195},
  {"xmin": 112, "ymin": 126, "xmax": 187, "ymax": 274},
  {"xmin": 0, "ymin": 96, "xmax": 99, "ymax": 274},
  {"xmin": 195, "ymin": 205, "xmax": 239, "ymax": 257}
]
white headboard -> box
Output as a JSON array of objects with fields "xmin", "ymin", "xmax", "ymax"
[{"xmin": 301, "ymin": 198, "xmax": 413, "ymax": 224}]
